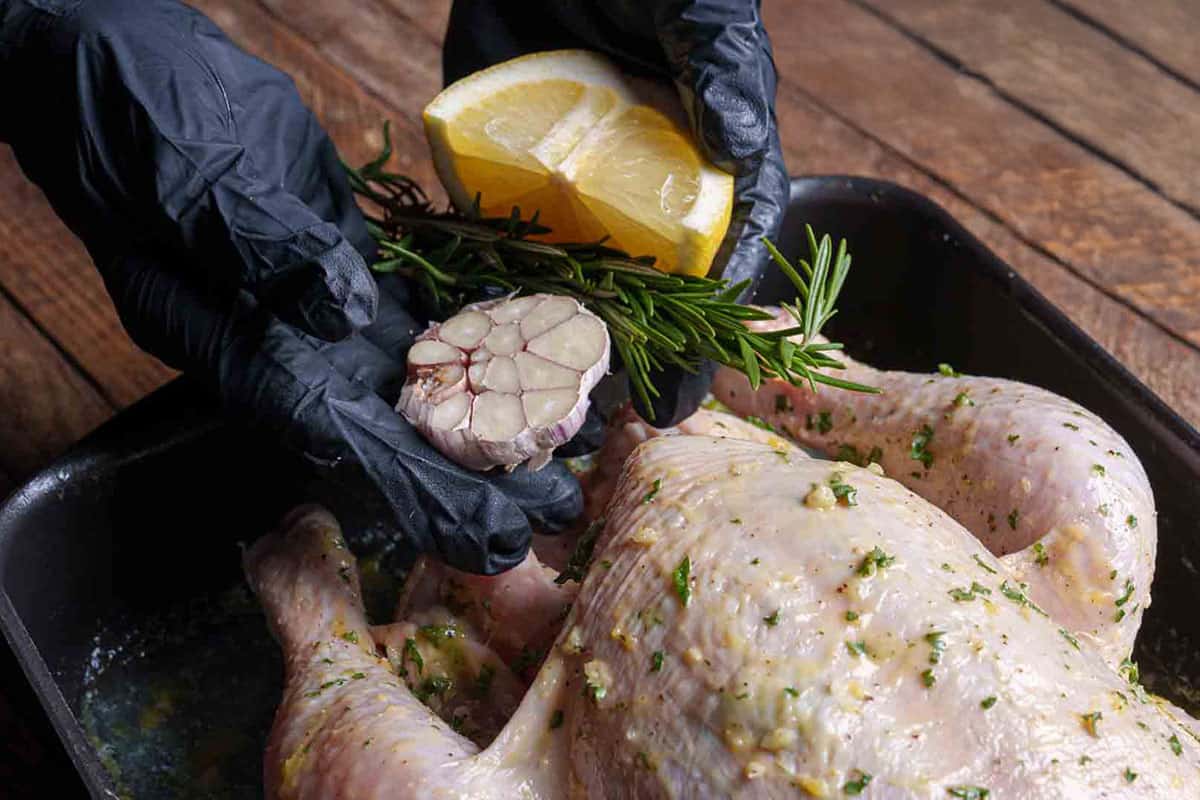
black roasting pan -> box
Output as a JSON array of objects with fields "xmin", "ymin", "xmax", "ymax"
[{"xmin": 2, "ymin": 177, "xmax": 1199, "ymax": 798}]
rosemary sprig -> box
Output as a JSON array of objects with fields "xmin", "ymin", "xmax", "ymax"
[{"xmin": 344, "ymin": 124, "xmax": 877, "ymax": 416}]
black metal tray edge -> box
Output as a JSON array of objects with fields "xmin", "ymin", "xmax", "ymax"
[
  {"xmin": 0, "ymin": 379, "xmax": 222, "ymax": 798},
  {"xmin": 1, "ymin": 175, "xmax": 1198, "ymax": 797},
  {"xmin": 0, "ymin": 593, "xmax": 110, "ymax": 796}
]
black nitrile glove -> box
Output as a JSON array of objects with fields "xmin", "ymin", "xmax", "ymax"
[
  {"xmin": 444, "ymin": 0, "xmax": 789, "ymax": 427},
  {"xmin": 0, "ymin": 0, "xmax": 581, "ymax": 574}
]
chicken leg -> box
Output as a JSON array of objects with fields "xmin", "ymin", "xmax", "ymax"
[{"xmin": 245, "ymin": 505, "xmax": 571, "ymax": 799}]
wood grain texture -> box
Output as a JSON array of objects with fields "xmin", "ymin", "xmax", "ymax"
[
  {"xmin": 250, "ymin": 0, "xmax": 442, "ymax": 145},
  {"xmin": 776, "ymin": 84, "xmax": 1200, "ymax": 427},
  {"xmin": 378, "ymin": 0, "xmax": 452, "ymax": 40},
  {"xmin": 0, "ymin": 293, "xmax": 111, "ymax": 481},
  {"xmin": 766, "ymin": 0, "xmax": 1200, "ymax": 351},
  {"xmin": 0, "ymin": 148, "xmax": 174, "ymax": 407},
  {"xmin": 1057, "ymin": 0, "xmax": 1200, "ymax": 88},
  {"xmin": 862, "ymin": 0, "xmax": 1200, "ymax": 214}
]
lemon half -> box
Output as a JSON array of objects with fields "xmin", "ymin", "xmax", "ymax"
[{"xmin": 423, "ymin": 50, "xmax": 733, "ymax": 276}]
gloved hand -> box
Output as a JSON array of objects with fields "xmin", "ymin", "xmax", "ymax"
[
  {"xmin": 444, "ymin": 0, "xmax": 789, "ymax": 427},
  {"xmin": 0, "ymin": 0, "xmax": 581, "ymax": 574}
]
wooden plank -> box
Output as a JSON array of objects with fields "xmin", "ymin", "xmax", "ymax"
[
  {"xmin": 194, "ymin": 0, "xmax": 441, "ymax": 196},
  {"xmin": 0, "ymin": 149, "xmax": 175, "ymax": 408},
  {"xmin": 0, "ymin": 294, "xmax": 111, "ymax": 481},
  {"xmin": 764, "ymin": 0, "xmax": 1200, "ymax": 349},
  {"xmin": 1056, "ymin": 0, "xmax": 1200, "ymax": 88},
  {"xmin": 775, "ymin": 84, "xmax": 1200, "ymax": 428},
  {"xmin": 374, "ymin": 0, "xmax": 450, "ymax": 44},
  {"xmin": 246, "ymin": 0, "xmax": 443, "ymax": 139},
  {"xmin": 862, "ymin": 0, "xmax": 1200, "ymax": 214}
]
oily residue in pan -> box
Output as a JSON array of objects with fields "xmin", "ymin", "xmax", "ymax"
[
  {"xmin": 79, "ymin": 548, "xmax": 404, "ymax": 798},
  {"xmin": 80, "ymin": 583, "xmax": 281, "ymax": 800}
]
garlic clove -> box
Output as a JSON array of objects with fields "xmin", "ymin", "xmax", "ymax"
[
  {"xmin": 483, "ymin": 324, "xmax": 523, "ymax": 356},
  {"xmin": 483, "ymin": 356, "xmax": 521, "ymax": 394},
  {"xmin": 437, "ymin": 310, "xmax": 492, "ymax": 350},
  {"xmin": 527, "ymin": 313, "xmax": 607, "ymax": 370},
  {"xmin": 486, "ymin": 295, "xmax": 542, "ymax": 324},
  {"xmin": 408, "ymin": 339, "xmax": 464, "ymax": 366},
  {"xmin": 471, "ymin": 391, "xmax": 526, "ymax": 442},
  {"xmin": 430, "ymin": 391, "xmax": 471, "ymax": 430},
  {"xmin": 425, "ymin": 365, "xmax": 467, "ymax": 404},
  {"xmin": 519, "ymin": 296, "xmax": 577, "ymax": 340},
  {"xmin": 468, "ymin": 362, "xmax": 488, "ymax": 392},
  {"xmin": 522, "ymin": 388, "xmax": 579, "ymax": 427},
  {"xmin": 515, "ymin": 351, "xmax": 580, "ymax": 390}
]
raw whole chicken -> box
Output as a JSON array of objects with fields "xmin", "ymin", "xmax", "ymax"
[
  {"xmin": 358, "ymin": 407, "xmax": 784, "ymax": 684},
  {"xmin": 712, "ymin": 315, "xmax": 1156, "ymax": 666},
  {"xmin": 246, "ymin": 430, "xmax": 1198, "ymax": 798}
]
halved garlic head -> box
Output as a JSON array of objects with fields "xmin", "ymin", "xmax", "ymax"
[{"xmin": 398, "ymin": 294, "xmax": 611, "ymax": 471}]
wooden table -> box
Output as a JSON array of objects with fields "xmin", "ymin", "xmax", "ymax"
[{"xmin": 1, "ymin": 0, "xmax": 1198, "ymax": 790}]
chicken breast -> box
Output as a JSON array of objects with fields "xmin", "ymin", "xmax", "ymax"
[
  {"xmin": 712, "ymin": 326, "xmax": 1155, "ymax": 665},
  {"xmin": 580, "ymin": 404, "xmax": 793, "ymax": 520},
  {"xmin": 379, "ymin": 406, "xmax": 792, "ymax": 686}
]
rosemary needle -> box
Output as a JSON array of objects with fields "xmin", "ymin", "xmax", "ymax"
[{"xmin": 344, "ymin": 124, "xmax": 877, "ymax": 418}]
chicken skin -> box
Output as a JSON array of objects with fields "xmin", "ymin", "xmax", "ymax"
[
  {"xmin": 712, "ymin": 320, "xmax": 1155, "ymax": 665},
  {"xmin": 247, "ymin": 436, "xmax": 1195, "ymax": 798}
]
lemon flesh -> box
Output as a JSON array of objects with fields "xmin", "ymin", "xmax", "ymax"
[{"xmin": 423, "ymin": 50, "xmax": 733, "ymax": 277}]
